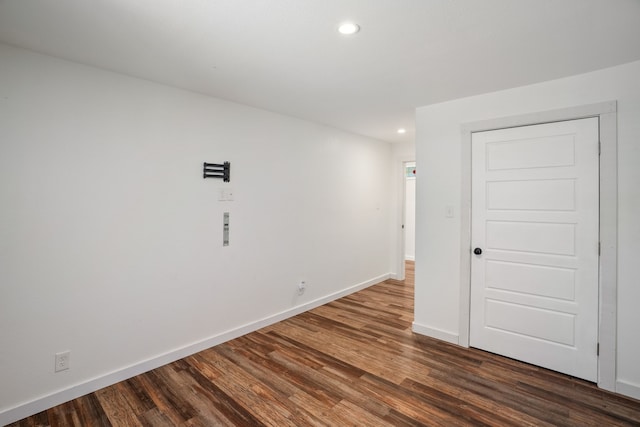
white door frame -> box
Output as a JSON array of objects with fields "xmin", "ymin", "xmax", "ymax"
[{"xmin": 458, "ymin": 101, "xmax": 617, "ymax": 391}]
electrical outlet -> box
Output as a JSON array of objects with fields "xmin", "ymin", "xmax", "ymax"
[
  {"xmin": 297, "ymin": 281, "xmax": 306, "ymax": 295},
  {"xmin": 55, "ymin": 351, "xmax": 70, "ymax": 372}
]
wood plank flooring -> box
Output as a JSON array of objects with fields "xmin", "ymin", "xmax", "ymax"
[{"xmin": 8, "ymin": 261, "xmax": 640, "ymax": 426}]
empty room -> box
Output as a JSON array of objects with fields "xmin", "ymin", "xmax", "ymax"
[{"xmin": 1, "ymin": 1, "xmax": 640, "ymax": 425}]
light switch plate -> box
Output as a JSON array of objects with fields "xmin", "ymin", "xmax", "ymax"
[{"xmin": 218, "ymin": 189, "xmax": 234, "ymax": 201}]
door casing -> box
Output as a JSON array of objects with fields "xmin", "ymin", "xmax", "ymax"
[{"xmin": 458, "ymin": 101, "xmax": 617, "ymax": 391}]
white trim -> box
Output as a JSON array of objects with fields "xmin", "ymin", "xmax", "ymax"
[
  {"xmin": 459, "ymin": 124, "xmax": 472, "ymax": 348},
  {"xmin": 412, "ymin": 322, "xmax": 459, "ymax": 345},
  {"xmin": 616, "ymin": 380, "xmax": 640, "ymax": 401},
  {"xmin": 0, "ymin": 273, "xmax": 390, "ymax": 426},
  {"xmin": 398, "ymin": 160, "xmax": 407, "ymax": 281},
  {"xmin": 458, "ymin": 101, "xmax": 617, "ymax": 392},
  {"xmin": 405, "ymin": 255, "xmax": 415, "ymax": 261},
  {"xmin": 597, "ymin": 108, "xmax": 618, "ymax": 392}
]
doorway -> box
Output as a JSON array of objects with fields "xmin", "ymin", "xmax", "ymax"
[
  {"xmin": 404, "ymin": 162, "xmax": 416, "ymax": 262},
  {"xmin": 395, "ymin": 158, "xmax": 416, "ymax": 281},
  {"xmin": 458, "ymin": 101, "xmax": 618, "ymax": 390}
]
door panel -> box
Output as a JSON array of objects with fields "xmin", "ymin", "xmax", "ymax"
[
  {"xmin": 486, "ymin": 133, "xmax": 575, "ymax": 170},
  {"xmin": 470, "ymin": 118, "xmax": 599, "ymax": 382},
  {"xmin": 487, "ymin": 179, "xmax": 576, "ymax": 211},
  {"xmin": 485, "ymin": 260, "xmax": 575, "ymax": 300},
  {"xmin": 486, "ymin": 221, "xmax": 576, "ymax": 255},
  {"xmin": 484, "ymin": 299, "xmax": 576, "ymax": 346}
]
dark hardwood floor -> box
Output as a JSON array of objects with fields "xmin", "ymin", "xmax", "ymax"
[{"xmin": 8, "ymin": 261, "xmax": 640, "ymax": 426}]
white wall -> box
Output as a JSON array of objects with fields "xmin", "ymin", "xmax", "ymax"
[
  {"xmin": 0, "ymin": 43, "xmax": 395, "ymax": 423},
  {"xmin": 404, "ymin": 163, "xmax": 416, "ymax": 260},
  {"xmin": 414, "ymin": 60, "xmax": 640, "ymax": 399},
  {"xmin": 392, "ymin": 140, "xmax": 416, "ymax": 160}
]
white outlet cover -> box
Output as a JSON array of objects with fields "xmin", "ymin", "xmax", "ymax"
[
  {"xmin": 297, "ymin": 281, "xmax": 306, "ymax": 295},
  {"xmin": 55, "ymin": 351, "xmax": 70, "ymax": 372}
]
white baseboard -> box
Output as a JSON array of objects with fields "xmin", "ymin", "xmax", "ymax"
[
  {"xmin": 0, "ymin": 273, "xmax": 390, "ymax": 426},
  {"xmin": 404, "ymin": 255, "xmax": 415, "ymax": 261},
  {"xmin": 616, "ymin": 379, "xmax": 640, "ymax": 401},
  {"xmin": 412, "ymin": 322, "xmax": 459, "ymax": 345}
]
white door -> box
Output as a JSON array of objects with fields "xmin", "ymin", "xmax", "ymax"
[{"xmin": 470, "ymin": 118, "xmax": 599, "ymax": 382}]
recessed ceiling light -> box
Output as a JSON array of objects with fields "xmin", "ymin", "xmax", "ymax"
[
  {"xmin": 397, "ymin": 128, "xmax": 407, "ymax": 134},
  {"xmin": 338, "ymin": 22, "xmax": 360, "ymax": 35}
]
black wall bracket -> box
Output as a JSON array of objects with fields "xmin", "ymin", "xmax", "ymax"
[{"xmin": 203, "ymin": 162, "xmax": 230, "ymax": 182}]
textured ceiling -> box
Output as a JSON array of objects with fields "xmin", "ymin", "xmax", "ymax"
[{"xmin": 1, "ymin": 0, "xmax": 639, "ymax": 143}]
